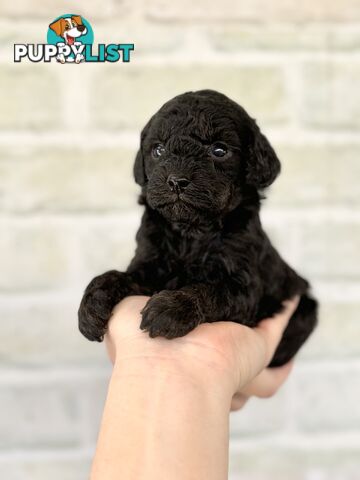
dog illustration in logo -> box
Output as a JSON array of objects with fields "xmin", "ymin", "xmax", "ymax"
[{"xmin": 49, "ymin": 15, "xmax": 87, "ymax": 63}]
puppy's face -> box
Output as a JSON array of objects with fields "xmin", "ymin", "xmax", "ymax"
[{"xmin": 134, "ymin": 90, "xmax": 280, "ymax": 226}]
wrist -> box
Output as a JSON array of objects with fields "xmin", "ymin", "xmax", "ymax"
[
  {"xmin": 112, "ymin": 354, "xmax": 231, "ymax": 423},
  {"xmin": 95, "ymin": 356, "xmax": 230, "ymax": 480}
]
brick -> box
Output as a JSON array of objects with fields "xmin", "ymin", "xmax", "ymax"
[
  {"xmin": 265, "ymin": 217, "xmax": 360, "ymax": 281},
  {"xmin": 295, "ymin": 220, "xmax": 360, "ymax": 280},
  {"xmin": 268, "ymin": 144, "xmax": 360, "ymax": 206},
  {"xmin": 0, "ymin": 382, "xmax": 81, "ymax": 449},
  {"xmin": 0, "ymin": 146, "xmax": 139, "ymax": 213},
  {"xmin": 300, "ymin": 61, "xmax": 360, "ymax": 129},
  {"xmin": 0, "ymin": 300, "xmax": 108, "ymax": 366},
  {"xmin": 263, "ymin": 212, "xmax": 360, "ymax": 281},
  {"xmin": 91, "ymin": 65, "xmax": 287, "ymax": 129},
  {"xmin": 209, "ymin": 24, "xmax": 360, "ymax": 52},
  {"xmin": 209, "ymin": 25, "xmax": 329, "ymax": 52},
  {"xmin": 230, "ymin": 388, "xmax": 288, "ymax": 436},
  {"xmin": 300, "ymin": 301, "xmax": 360, "ymax": 359},
  {"xmin": 0, "ymin": 20, "xmax": 44, "ymax": 47},
  {"xmin": 95, "ymin": 20, "xmax": 184, "ymax": 54},
  {"xmin": 0, "ymin": 67, "xmax": 60, "ymax": 130},
  {"xmin": 0, "ymin": 373, "xmax": 109, "ymax": 451},
  {"xmin": 261, "ymin": 220, "xmax": 297, "ymax": 266},
  {"xmin": 77, "ymin": 375, "xmax": 109, "ymax": 444},
  {"xmin": 261, "ymin": 212, "xmax": 360, "ymax": 281},
  {"xmin": 78, "ymin": 215, "xmax": 140, "ymax": 279},
  {"xmin": 0, "ymin": 221, "xmax": 70, "ymax": 291},
  {"xmin": 0, "ymin": 0, "xmax": 117, "ymax": 18},
  {"xmin": 0, "ymin": 456, "xmax": 91, "ymax": 480},
  {"xmin": 329, "ymin": 26, "xmax": 360, "ymax": 50},
  {"xmin": 229, "ymin": 446, "xmax": 360, "ymax": 480},
  {"xmin": 292, "ymin": 364, "xmax": 360, "ymax": 431},
  {"xmin": 146, "ymin": 0, "xmax": 360, "ymax": 22}
]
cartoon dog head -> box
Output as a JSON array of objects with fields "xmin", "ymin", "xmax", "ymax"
[{"xmin": 49, "ymin": 16, "xmax": 87, "ymax": 45}]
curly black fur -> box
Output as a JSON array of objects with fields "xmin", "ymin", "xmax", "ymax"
[{"xmin": 78, "ymin": 90, "xmax": 318, "ymax": 367}]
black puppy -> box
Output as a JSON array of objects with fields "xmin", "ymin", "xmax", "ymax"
[{"xmin": 78, "ymin": 90, "xmax": 317, "ymax": 367}]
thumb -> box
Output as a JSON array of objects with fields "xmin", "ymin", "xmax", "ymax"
[
  {"xmin": 223, "ymin": 296, "xmax": 300, "ymax": 390},
  {"xmin": 254, "ymin": 295, "xmax": 300, "ymax": 366}
]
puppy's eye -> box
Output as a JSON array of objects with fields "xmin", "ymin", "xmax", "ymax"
[
  {"xmin": 152, "ymin": 143, "xmax": 166, "ymax": 159},
  {"xmin": 209, "ymin": 143, "xmax": 228, "ymax": 158}
]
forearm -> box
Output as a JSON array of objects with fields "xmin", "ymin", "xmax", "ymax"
[{"xmin": 90, "ymin": 358, "xmax": 231, "ymax": 480}]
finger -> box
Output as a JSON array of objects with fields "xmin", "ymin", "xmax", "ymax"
[
  {"xmin": 240, "ymin": 361, "xmax": 294, "ymax": 398},
  {"xmin": 230, "ymin": 393, "xmax": 248, "ymax": 411},
  {"xmin": 104, "ymin": 334, "xmax": 116, "ymax": 364},
  {"xmin": 205, "ymin": 320, "xmax": 279, "ymax": 391},
  {"xmin": 109, "ymin": 295, "xmax": 150, "ymax": 338},
  {"xmin": 111, "ymin": 295, "xmax": 150, "ymax": 319},
  {"xmin": 254, "ymin": 296, "xmax": 300, "ymax": 365}
]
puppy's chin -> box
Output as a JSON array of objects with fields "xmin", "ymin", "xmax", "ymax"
[
  {"xmin": 146, "ymin": 190, "xmax": 232, "ymax": 227},
  {"xmin": 156, "ymin": 200, "xmax": 198, "ymax": 223}
]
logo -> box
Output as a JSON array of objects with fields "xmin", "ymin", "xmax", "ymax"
[
  {"xmin": 14, "ymin": 14, "xmax": 134, "ymax": 63},
  {"xmin": 47, "ymin": 14, "xmax": 93, "ymax": 63}
]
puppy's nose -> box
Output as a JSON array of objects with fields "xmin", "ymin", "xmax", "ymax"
[
  {"xmin": 77, "ymin": 24, "xmax": 86, "ymax": 32},
  {"xmin": 167, "ymin": 175, "xmax": 190, "ymax": 193}
]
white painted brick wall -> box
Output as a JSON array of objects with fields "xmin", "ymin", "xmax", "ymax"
[{"xmin": 0, "ymin": 1, "xmax": 359, "ymax": 478}]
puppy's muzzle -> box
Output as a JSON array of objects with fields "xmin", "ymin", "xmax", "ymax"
[{"xmin": 167, "ymin": 175, "xmax": 190, "ymax": 193}]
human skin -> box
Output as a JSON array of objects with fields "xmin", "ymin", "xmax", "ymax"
[{"xmin": 90, "ymin": 295, "xmax": 299, "ymax": 480}]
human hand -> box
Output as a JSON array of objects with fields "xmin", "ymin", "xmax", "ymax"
[
  {"xmin": 105, "ymin": 295, "xmax": 299, "ymax": 411},
  {"xmin": 94, "ymin": 297, "xmax": 299, "ymax": 480}
]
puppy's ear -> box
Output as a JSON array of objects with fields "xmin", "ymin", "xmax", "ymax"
[
  {"xmin": 134, "ymin": 150, "xmax": 146, "ymax": 186},
  {"xmin": 72, "ymin": 15, "xmax": 83, "ymax": 25},
  {"xmin": 49, "ymin": 18, "xmax": 65, "ymax": 37},
  {"xmin": 133, "ymin": 118, "xmax": 152, "ymax": 186},
  {"xmin": 246, "ymin": 123, "xmax": 281, "ymax": 189}
]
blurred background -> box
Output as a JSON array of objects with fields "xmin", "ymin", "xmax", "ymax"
[{"xmin": 0, "ymin": 0, "xmax": 360, "ymax": 478}]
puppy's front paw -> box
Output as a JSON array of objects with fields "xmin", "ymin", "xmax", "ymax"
[
  {"xmin": 75, "ymin": 53, "xmax": 85, "ymax": 63},
  {"xmin": 78, "ymin": 287, "xmax": 114, "ymax": 342},
  {"xmin": 140, "ymin": 290, "xmax": 202, "ymax": 339},
  {"xmin": 56, "ymin": 54, "xmax": 66, "ymax": 64},
  {"xmin": 78, "ymin": 270, "xmax": 134, "ymax": 342}
]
